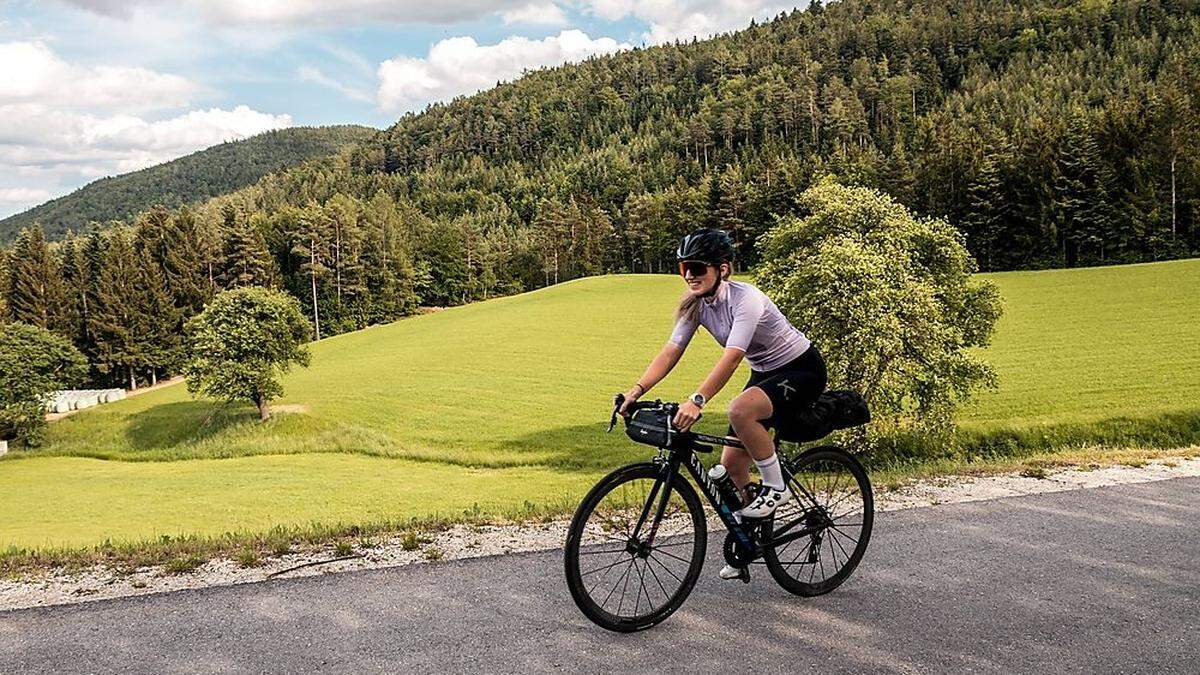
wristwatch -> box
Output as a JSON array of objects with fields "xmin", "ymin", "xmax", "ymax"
[{"xmin": 688, "ymin": 392, "xmax": 706, "ymax": 408}]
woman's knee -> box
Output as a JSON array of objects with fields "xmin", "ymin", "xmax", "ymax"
[{"xmin": 728, "ymin": 391, "xmax": 770, "ymax": 430}]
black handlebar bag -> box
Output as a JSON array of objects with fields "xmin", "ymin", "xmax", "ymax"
[{"xmin": 625, "ymin": 407, "xmax": 672, "ymax": 447}]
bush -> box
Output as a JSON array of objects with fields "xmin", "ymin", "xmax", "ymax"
[
  {"xmin": 0, "ymin": 322, "xmax": 88, "ymax": 446},
  {"xmin": 756, "ymin": 178, "xmax": 1002, "ymax": 448},
  {"xmin": 183, "ymin": 286, "xmax": 312, "ymax": 421}
]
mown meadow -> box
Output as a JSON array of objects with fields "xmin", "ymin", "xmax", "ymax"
[{"xmin": 2, "ymin": 259, "xmax": 1198, "ymax": 552}]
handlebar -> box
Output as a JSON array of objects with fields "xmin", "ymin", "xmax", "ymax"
[
  {"xmin": 610, "ymin": 393, "xmax": 677, "ymax": 432},
  {"xmin": 608, "ymin": 393, "xmax": 738, "ymax": 452}
]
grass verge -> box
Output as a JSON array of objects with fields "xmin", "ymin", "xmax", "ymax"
[{"xmin": 3, "ymin": 444, "xmax": 1195, "ymax": 579}]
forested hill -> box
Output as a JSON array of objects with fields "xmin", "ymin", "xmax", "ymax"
[
  {"xmin": 0, "ymin": 125, "xmax": 377, "ymax": 242},
  {"xmin": 217, "ymin": 0, "xmax": 1197, "ymax": 284},
  {"xmin": 4, "ymin": 0, "xmax": 1200, "ymax": 390}
]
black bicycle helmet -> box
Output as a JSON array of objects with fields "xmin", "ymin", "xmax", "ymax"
[{"xmin": 675, "ymin": 228, "xmax": 734, "ymax": 264}]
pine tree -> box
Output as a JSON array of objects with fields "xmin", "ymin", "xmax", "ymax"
[
  {"xmin": 56, "ymin": 232, "xmax": 89, "ymax": 349},
  {"xmin": 5, "ymin": 226, "xmax": 65, "ymax": 330},
  {"xmin": 89, "ymin": 227, "xmax": 145, "ymax": 389},
  {"xmin": 157, "ymin": 206, "xmax": 209, "ymax": 315},
  {"xmin": 220, "ymin": 206, "xmax": 275, "ymax": 288},
  {"xmin": 290, "ymin": 204, "xmax": 331, "ymax": 340},
  {"xmin": 133, "ymin": 217, "xmax": 183, "ymax": 380}
]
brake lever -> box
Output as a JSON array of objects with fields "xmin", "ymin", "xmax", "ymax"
[{"xmin": 608, "ymin": 393, "xmax": 625, "ymax": 432}]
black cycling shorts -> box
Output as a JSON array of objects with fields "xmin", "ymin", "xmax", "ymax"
[{"xmin": 727, "ymin": 345, "xmax": 827, "ymax": 440}]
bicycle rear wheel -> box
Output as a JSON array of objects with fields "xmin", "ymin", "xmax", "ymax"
[
  {"xmin": 762, "ymin": 446, "xmax": 873, "ymax": 596},
  {"xmin": 563, "ymin": 462, "xmax": 707, "ymax": 632}
]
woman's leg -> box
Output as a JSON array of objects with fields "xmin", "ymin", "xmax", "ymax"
[
  {"xmin": 727, "ymin": 387, "xmax": 776, "ymax": 462},
  {"xmin": 720, "ymin": 444, "xmax": 754, "ymax": 492}
]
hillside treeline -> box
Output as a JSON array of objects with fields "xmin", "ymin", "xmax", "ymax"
[
  {"xmin": 0, "ymin": 198, "xmax": 419, "ymax": 388},
  {"xmin": 0, "ymin": 126, "xmax": 377, "ymax": 242},
  {"xmin": 345, "ymin": 0, "xmax": 1199, "ymax": 271},
  {"xmin": 3, "ymin": 0, "xmax": 1200, "ymax": 388}
]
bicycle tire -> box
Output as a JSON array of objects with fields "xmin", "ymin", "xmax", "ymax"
[
  {"xmin": 563, "ymin": 462, "xmax": 707, "ymax": 632},
  {"xmin": 762, "ymin": 446, "xmax": 873, "ymax": 597}
]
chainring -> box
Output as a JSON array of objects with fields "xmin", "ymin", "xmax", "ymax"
[{"xmin": 722, "ymin": 529, "xmax": 759, "ymax": 567}]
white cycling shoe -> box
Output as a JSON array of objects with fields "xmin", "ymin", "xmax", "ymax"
[
  {"xmin": 719, "ymin": 564, "xmax": 749, "ymax": 582},
  {"xmin": 735, "ymin": 483, "xmax": 790, "ymax": 520}
]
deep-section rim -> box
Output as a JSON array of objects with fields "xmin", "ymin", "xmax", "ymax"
[{"xmin": 563, "ymin": 462, "xmax": 708, "ymax": 632}]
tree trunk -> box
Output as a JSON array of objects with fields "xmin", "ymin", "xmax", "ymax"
[
  {"xmin": 128, "ymin": 366, "xmax": 136, "ymax": 391},
  {"xmin": 255, "ymin": 393, "xmax": 270, "ymax": 421},
  {"xmin": 1170, "ymin": 153, "xmax": 1177, "ymax": 238},
  {"xmin": 335, "ymin": 224, "xmax": 342, "ymax": 306},
  {"xmin": 310, "ymin": 245, "xmax": 321, "ymax": 341},
  {"xmin": 150, "ymin": 369, "xmax": 157, "ymax": 386}
]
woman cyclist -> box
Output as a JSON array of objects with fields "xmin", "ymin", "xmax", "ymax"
[{"xmin": 618, "ymin": 228, "xmax": 827, "ymax": 577}]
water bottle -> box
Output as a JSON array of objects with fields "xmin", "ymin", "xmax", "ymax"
[{"xmin": 708, "ymin": 464, "xmax": 743, "ymax": 515}]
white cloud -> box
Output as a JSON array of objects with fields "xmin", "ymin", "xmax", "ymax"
[
  {"xmin": 377, "ymin": 29, "xmax": 630, "ymax": 112},
  {"xmin": 0, "ymin": 41, "xmax": 196, "ymax": 112},
  {"xmin": 584, "ymin": 0, "xmax": 797, "ymax": 43},
  {"xmin": 0, "ymin": 104, "xmax": 291, "ymax": 170},
  {"xmin": 0, "ymin": 38, "xmax": 293, "ymax": 218},
  {"xmin": 298, "ymin": 66, "xmax": 374, "ymax": 103},
  {"xmin": 502, "ymin": 2, "xmax": 569, "ymax": 25},
  {"xmin": 62, "ymin": 0, "xmax": 541, "ymax": 27},
  {"xmin": 0, "ymin": 187, "xmax": 52, "ymax": 205}
]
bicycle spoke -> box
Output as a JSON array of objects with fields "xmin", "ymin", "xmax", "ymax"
[
  {"xmin": 651, "ymin": 547, "xmax": 692, "ymax": 565},
  {"xmin": 828, "ymin": 522, "xmax": 861, "ymax": 545},
  {"xmin": 579, "ymin": 546, "xmax": 628, "ymax": 556},
  {"xmin": 823, "ymin": 487, "xmax": 861, "ymax": 514},
  {"xmin": 633, "ymin": 560, "xmax": 646, "ymax": 616},
  {"xmin": 599, "ymin": 558, "xmax": 634, "ymax": 611},
  {"xmin": 817, "ymin": 543, "xmax": 829, "ymax": 580},
  {"xmin": 581, "ymin": 555, "xmax": 633, "ymax": 578},
  {"xmin": 826, "ymin": 525, "xmax": 854, "ymax": 563},
  {"xmin": 651, "ymin": 538, "xmax": 695, "ymax": 549},
  {"xmin": 642, "ymin": 554, "xmax": 671, "ymax": 600},
  {"xmin": 647, "ymin": 552, "xmax": 685, "ymax": 584}
]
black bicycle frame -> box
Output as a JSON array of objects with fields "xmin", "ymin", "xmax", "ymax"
[{"xmin": 634, "ymin": 433, "xmax": 829, "ymax": 554}]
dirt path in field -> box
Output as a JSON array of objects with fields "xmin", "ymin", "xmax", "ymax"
[{"xmin": 3, "ymin": 454, "xmax": 1198, "ymax": 612}]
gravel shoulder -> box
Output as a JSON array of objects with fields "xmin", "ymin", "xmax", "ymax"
[{"xmin": 3, "ymin": 455, "xmax": 1198, "ymax": 612}]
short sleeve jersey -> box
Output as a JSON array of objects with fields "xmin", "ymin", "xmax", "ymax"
[{"xmin": 668, "ymin": 280, "xmax": 810, "ymax": 372}]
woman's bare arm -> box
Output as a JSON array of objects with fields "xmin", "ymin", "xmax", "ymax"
[
  {"xmin": 696, "ymin": 347, "xmax": 745, "ymax": 402},
  {"xmin": 620, "ymin": 342, "xmax": 684, "ymax": 413},
  {"xmin": 672, "ymin": 347, "xmax": 744, "ymax": 430}
]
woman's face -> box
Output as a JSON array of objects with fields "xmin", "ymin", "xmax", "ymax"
[{"xmin": 679, "ymin": 260, "xmax": 719, "ymax": 295}]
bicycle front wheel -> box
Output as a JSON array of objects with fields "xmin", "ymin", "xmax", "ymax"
[
  {"xmin": 762, "ymin": 446, "xmax": 874, "ymax": 597},
  {"xmin": 563, "ymin": 462, "xmax": 707, "ymax": 632}
]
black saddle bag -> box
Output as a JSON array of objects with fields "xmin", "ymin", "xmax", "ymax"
[{"xmin": 779, "ymin": 390, "xmax": 871, "ymax": 443}]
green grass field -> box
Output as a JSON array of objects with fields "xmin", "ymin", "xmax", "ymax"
[{"xmin": 2, "ymin": 259, "xmax": 1198, "ymax": 552}]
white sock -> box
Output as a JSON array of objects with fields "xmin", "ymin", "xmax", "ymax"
[{"xmin": 754, "ymin": 454, "xmax": 785, "ymax": 491}]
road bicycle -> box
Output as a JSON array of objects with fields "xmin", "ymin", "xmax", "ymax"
[{"xmin": 563, "ymin": 394, "xmax": 874, "ymax": 632}]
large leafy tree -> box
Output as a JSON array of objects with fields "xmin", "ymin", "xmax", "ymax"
[
  {"xmin": 0, "ymin": 322, "xmax": 87, "ymax": 446},
  {"xmin": 183, "ymin": 286, "xmax": 312, "ymax": 421},
  {"xmin": 756, "ymin": 178, "xmax": 1002, "ymax": 446}
]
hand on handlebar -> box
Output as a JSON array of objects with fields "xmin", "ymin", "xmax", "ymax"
[
  {"xmin": 618, "ymin": 386, "xmax": 642, "ymax": 416},
  {"xmin": 673, "ymin": 400, "xmax": 702, "ymax": 432}
]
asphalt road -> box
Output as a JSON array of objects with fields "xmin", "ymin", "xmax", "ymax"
[{"xmin": 3, "ymin": 477, "xmax": 1198, "ymax": 674}]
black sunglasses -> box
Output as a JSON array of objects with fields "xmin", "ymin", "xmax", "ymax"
[{"xmin": 678, "ymin": 260, "xmax": 712, "ymax": 277}]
